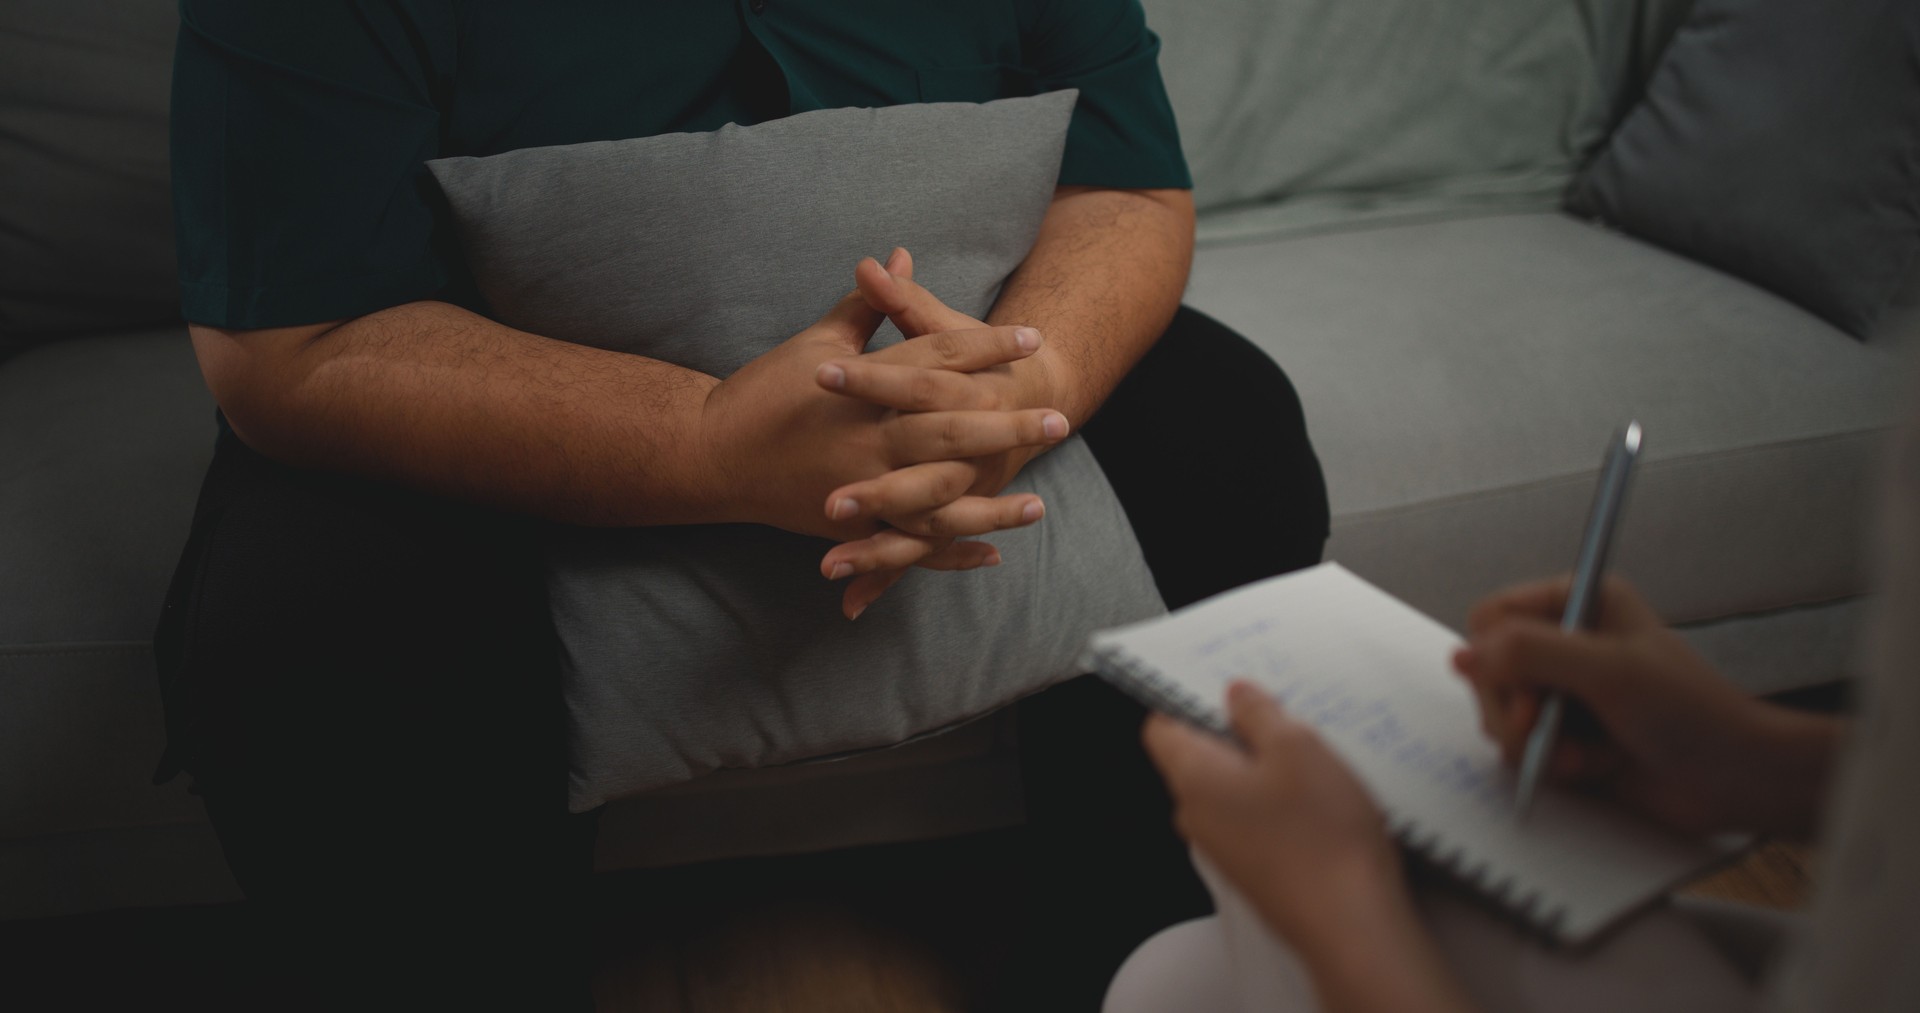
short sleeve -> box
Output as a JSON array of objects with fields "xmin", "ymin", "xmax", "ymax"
[
  {"xmin": 171, "ymin": 0, "xmax": 457, "ymax": 328},
  {"xmin": 1020, "ymin": 0, "xmax": 1191, "ymax": 190}
]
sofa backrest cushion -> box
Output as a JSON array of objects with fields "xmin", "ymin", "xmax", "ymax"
[
  {"xmin": 1142, "ymin": 0, "xmax": 1695, "ymax": 217},
  {"xmin": 1570, "ymin": 0, "xmax": 1920, "ymax": 340},
  {"xmin": 0, "ymin": 1, "xmax": 180, "ymax": 348}
]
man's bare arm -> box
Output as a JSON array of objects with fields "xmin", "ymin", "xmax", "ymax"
[
  {"xmin": 988, "ymin": 185, "xmax": 1195, "ymax": 427},
  {"xmin": 841, "ymin": 185, "xmax": 1195, "ymax": 433},
  {"xmin": 194, "ymin": 294, "xmax": 1060, "ymax": 533},
  {"xmin": 193, "ymin": 300, "xmax": 726, "ymax": 527}
]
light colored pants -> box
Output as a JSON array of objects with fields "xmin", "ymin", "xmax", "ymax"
[{"xmin": 1105, "ymin": 856, "xmax": 1779, "ymax": 1013}]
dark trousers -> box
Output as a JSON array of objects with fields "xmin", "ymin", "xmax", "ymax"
[{"xmin": 154, "ymin": 305, "xmax": 1328, "ymax": 1010}]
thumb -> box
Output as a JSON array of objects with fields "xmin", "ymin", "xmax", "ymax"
[
  {"xmin": 1224, "ymin": 680, "xmax": 1296, "ymax": 751},
  {"xmin": 1143, "ymin": 711, "xmax": 1247, "ymax": 793},
  {"xmin": 855, "ymin": 252, "xmax": 976, "ymax": 338},
  {"xmin": 885, "ymin": 245, "xmax": 914, "ymax": 282},
  {"xmin": 814, "ymin": 288, "xmax": 886, "ymax": 354}
]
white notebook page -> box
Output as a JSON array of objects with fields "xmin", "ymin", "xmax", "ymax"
[{"xmin": 1087, "ymin": 562, "xmax": 1728, "ymax": 944}]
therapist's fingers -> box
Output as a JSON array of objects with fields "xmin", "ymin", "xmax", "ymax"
[
  {"xmin": 1143, "ymin": 712, "xmax": 1248, "ymax": 795},
  {"xmin": 1466, "ymin": 578, "xmax": 1572, "ymax": 637},
  {"xmin": 1467, "ymin": 575, "xmax": 1661, "ymax": 639}
]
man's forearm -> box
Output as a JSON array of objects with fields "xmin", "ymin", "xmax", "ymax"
[
  {"xmin": 987, "ymin": 186, "xmax": 1195, "ymax": 426},
  {"xmin": 193, "ymin": 300, "xmax": 724, "ymax": 527}
]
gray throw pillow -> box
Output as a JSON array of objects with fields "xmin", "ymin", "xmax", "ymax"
[
  {"xmin": 1570, "ymin": 0, "xmax": 1920, "ymax": 338},
  {"xmin": 429, "ymin": 91, "xmax": 1167, "ymax": 811}
]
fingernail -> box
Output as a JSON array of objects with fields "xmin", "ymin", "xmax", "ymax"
[
  {"xmin": 817, "ymin": 363, "xmax": 847, "ymax": 390},
  {"xmin": 986, "ymin": 550, "xmax": 1003, "ymax": 567},
  {"xmin": 850, "ymin": 602, "xmax": 869, "ymax": 620},
  {"xmin": 831, "ymin": 497, "xmax": 858, "ymax": 520},
  {"xmin": 828, "ymin": 562, "xmax": 852, "ymax": 580},
  {"xmin": 1015, "ymin": 327, "xmax": 1041, "ymax": 352},
  {"xmin": 1021, "ymin": 500, "xmax": 1044, "ymax": 523},
  {"xmin": 1043, "ymin": 413, "xmax": 1069, "ymax": 440}
]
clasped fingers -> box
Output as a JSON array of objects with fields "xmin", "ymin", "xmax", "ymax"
[
  {"xmin": 818, "ymin": 358, "xmax": 1011, "ymax": 412},
  {"xmin": 882, "ymin": 408, "xmax": 1068, "ymax": 466},
  {"xmin": 843, "ymin": 324, "xmax": 1042, "ymax": 376},
  {"xmin": 820, "ymin": 528, "xmax": 1002, "ymax": 582}
]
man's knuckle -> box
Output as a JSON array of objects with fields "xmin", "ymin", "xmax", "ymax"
[
  {"xmin": 883, "ymin": 421, "xmax": 913, "ymax": 464},
  {"xmin": 931, "ymin": 331, "xmax": 962, "ymax": 364},
  {"xmin": 932, "ymin": 470, "xmax": 963, "ymax": 503},
  {"xmin": 908, "ymin": 372, "xmax": 939, "ymax": 410}
]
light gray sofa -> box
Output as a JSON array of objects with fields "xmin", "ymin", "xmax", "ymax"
[{"xmin": 3, "ymin": 0, "xmax": 1912, "ymax": 921}]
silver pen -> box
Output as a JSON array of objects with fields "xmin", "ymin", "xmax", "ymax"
[{"xmin": 1513, "ymin": 421, "xmax": 1642, "ymax": 819}]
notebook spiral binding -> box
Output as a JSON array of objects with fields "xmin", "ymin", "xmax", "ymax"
[
  {"xmin": 1089, "ymin": 645, "xmax": 1231, "ymax": 738},
  {"xmin": 1092, "ymin": 643, "xmax": 1566, "ymax": 933}
]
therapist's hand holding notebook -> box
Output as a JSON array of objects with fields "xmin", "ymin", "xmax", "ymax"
[{"xmin": 1087, "ymin": 563, "xmax": 1746, "ymax": 945}]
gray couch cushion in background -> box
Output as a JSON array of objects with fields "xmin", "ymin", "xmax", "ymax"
[
  {"xmin": 0, "ymin": 2, "xmax": 180, "ymax": 346},
  {"xmin": 0, "ymin": 331, "xmax": 214, "ymax": 647},
  {"xmin": 1141, "ymin": 0, "xmax": 1698, "ymax": 243},
  {"xmin": 430, "ymin": 92, "xmax": 1167, "ymax": 811},
  {"xmin": 1572, "ymin": 0, "xmax": 1920, "ymax": 338},
  {"xmin": 0, "ymin": 328, "xmax": 214, "ymax": 842},
  {"xmin": 1184, "ymin": 213, "xmax": 1907, "ymax": 635}
]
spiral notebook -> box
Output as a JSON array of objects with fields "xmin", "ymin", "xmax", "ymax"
[{"xmin": 1083, "ymin": 562, "xmax": 1739, "ymax": 946}]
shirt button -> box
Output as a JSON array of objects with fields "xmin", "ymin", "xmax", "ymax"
[{"xmin": 751, "ymin": 0, "xmax": 766, "ymax": 11}]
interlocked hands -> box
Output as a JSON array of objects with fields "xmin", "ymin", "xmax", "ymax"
[{"xmin": 699, "ymin": 248, "xmax": 1068, "ymax": 618}]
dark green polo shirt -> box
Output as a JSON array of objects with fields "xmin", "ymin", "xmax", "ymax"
[{"xmin": 171, "ymin": 0, "xmax": 1191, "ymax": 330}]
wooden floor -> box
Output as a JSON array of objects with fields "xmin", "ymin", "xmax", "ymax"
[
  {"xmin": 0, "ymin": 837, "xmax": 1813, "ymax": 1012},
  {"xmin": 1681, "ymin": 841, "xmax": 1814, "ymax": 910}
]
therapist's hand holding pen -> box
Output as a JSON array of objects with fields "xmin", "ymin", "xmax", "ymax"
[
  {"xmin": 1147, "ymin": 576, "xmax": 1847, "ymax": 1013},
  {"xmin": 1453, "ymin": 576, "xmax": 1840, "ymax": 840}
]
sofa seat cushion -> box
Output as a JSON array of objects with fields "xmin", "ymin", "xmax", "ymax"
[
  {"xmin": 1184, "ymin": 212, "xmax": 1907, "ymax": 630},
  {"xmin": 0, "ymin": 329, "xmax": 215, "ymax": 843},
  {"xmin": 0, "ymin": 329, "xmax": 215, "ymax": 647}
]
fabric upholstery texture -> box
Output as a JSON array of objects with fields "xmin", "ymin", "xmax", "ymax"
[
  {"xmin": 1142, "ymin": 0, "xmax": 1694, "ymax": 236},
  {"xmin": 0, "ymin": 330, "xmax": 215, "ymax": 646},
  {"xmin": 1571, "ymin": 0, "xmax": 1920, "ymax": 338},
  {"xmin": 430, "ymin": 92, "xmax": 1167, "ymax": 810},
  {"xmin": 1183, "ymin": 213, "xmax": 1907, "ymax": 631},
  {"xmin": 0, "ymin": 329, "xmax": 220, "ymax": 919},
  {"xmin": 0, "ymin": 2, "xmax": 179, "ymax": 344}
]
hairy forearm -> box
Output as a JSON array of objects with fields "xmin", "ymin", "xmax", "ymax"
[
  {"xmin": 988, "ymin": 185, "xmax": 1194, "ymax": 426},
  {"xmin": 193, "ymin": 300, "xmax": 723, "ymax": 527}
]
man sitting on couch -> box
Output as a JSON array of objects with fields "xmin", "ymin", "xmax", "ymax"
[{"xmin": 158, "ymin": 1, "xmax": 1329, "ymax": 1006}]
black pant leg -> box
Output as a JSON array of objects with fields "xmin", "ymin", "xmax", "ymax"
[
  {"xmin": 154, "ymin": 429, "xmax": 594, "ymax": 1011},
  {"xmin": 1006, "ymin": 306, "xmax": 1329, "ymax": 1011},
  {"xmin": 1083, "ymin": 304, "xmax": 1331, "ymax": 609}
]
